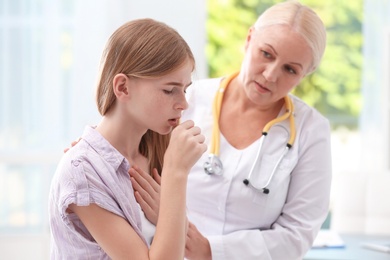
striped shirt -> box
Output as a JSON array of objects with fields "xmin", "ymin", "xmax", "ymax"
[{"xmin": 49, "ymin": 126, "xmax": 147, "ymax": 259}]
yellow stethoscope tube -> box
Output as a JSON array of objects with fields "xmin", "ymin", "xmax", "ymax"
[{"xmin": 203, "ymin": 72, "xmax": 296, "ymax": 194}]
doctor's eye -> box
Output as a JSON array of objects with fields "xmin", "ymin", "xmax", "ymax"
[
  {"xmin": 261, "ymin": 50, "xmax": 272, "ymax": 59},
  {"xmin": 284, "ymin": 65, "xmax": 297, "ymax": 75}
]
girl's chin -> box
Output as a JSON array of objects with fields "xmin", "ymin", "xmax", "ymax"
[{"xmin": 154, "ymin": 127, "xmax": 173, "ymax": 136}]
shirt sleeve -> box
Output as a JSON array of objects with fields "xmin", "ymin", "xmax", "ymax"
[{"xmin": 57, "ymin": 155, "xmax": 127, "ymax": 223}]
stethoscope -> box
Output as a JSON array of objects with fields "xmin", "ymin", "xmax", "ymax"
[{"xmin": 203, "ymin": 72, "xmax": 296, "ymax": 194}]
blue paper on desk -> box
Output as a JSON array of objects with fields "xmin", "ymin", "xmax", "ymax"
[{"xmin": 312, "ymin": 230, "xmax": 346, "ymax": 249}]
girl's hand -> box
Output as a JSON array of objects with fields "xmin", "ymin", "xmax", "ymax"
[
  {"xmin": 164, "ymin": 120, "xmax": 207, "ymax": 174},
  {"xmin": 129, "ymin": 166, "xmax": 161, "ymax": 225}
]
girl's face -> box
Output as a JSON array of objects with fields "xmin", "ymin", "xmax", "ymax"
[
  {"xmin": 239, "ymin": 24, "xmax": 312, "ymax": 108},
  {"xmin": 127, "ymin": 60, "xmax": 193, "ymax": 135}
]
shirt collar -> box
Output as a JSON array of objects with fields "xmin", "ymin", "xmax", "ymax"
[{"xmin": 81, "ymin": 125, "xmax": 129, "ymax": 171}]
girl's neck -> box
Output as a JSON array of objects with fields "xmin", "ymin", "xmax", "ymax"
[{"xmin": 96, "ymin": 114, "xmax": 146, "ymax": 162}]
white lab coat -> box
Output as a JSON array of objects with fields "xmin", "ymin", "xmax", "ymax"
[{"xmin": 182, "ymin": 77, "xmax": 332, "ymax": 260}]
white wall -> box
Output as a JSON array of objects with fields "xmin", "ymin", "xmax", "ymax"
[{"xmin": 330, "ymin": 0, "xmax": 390, "ymax": 236}]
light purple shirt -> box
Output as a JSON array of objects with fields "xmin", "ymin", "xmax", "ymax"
[{"xmin": 49, "ymin": 126, "xmax": 147, "ymax": 259}]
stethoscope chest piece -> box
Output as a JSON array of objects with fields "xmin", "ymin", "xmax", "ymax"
[
  {"xmin": 203, "ymin": 154, "xmax": 223, "ymax": 175},
  {"xmin": 203, "ymin": 73, "xmax": 296, "ymax": 195}
]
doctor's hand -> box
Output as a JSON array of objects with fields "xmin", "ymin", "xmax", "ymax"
[
  {"xmin": 63, "ymin": 137, "xmax": 81, "ymax": 153},
  {"xmin": 129, "ymin": 165, "xmax": 161, "ymax": 225},
  {"xmin": 185, "ymin": 222, "xmax": 212, "ymax": 260}
]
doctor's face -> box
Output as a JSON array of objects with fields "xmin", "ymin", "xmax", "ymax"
[{"xmin": 240, "ymin": 24, "xmax": 312, "ymax": 106}]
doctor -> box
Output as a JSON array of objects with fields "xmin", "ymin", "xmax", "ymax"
[{"xmin": 130, "ymin": 1, "xmax": 332, "ymax": 259}]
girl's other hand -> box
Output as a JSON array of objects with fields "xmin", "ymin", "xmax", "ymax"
[{"xmin": 129, "ymin": 166, "xmax": 161, "ymax": 225}]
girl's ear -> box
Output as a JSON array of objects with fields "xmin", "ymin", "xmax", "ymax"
[{"xmin": 112, "ymin": 73, "xmax": 129, "ymax": 100}]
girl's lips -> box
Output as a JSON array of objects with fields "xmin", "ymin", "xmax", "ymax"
[{"xmin": 168, "ymin": 118, "xmax": 179, "ymax": 127}]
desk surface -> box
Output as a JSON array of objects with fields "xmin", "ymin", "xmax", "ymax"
[{"xmin": 304, "ymin": 233, "xmax": 390, "ymax": 260}]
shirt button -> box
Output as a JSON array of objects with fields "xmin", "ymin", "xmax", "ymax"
[{"xmin": 72, "ymin": 160, "xmax": 80, "ymax": 166}]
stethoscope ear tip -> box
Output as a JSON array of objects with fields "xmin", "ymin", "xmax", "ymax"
[
  {"xmin": 243, "ymin": 179, "xmax": 249, "ymax": 185},
  {"xmin": 263, "ymin": 188, "xmax": 270, "ymax": 194}
]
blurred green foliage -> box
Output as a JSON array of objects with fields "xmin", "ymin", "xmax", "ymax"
[{"xmin": 206, "ymin": 0, "xmax": 363, "ymax": 129}]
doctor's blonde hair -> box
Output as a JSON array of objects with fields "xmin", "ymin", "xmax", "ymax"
[
  {"xmin": 254, "ymin": 0, "xmax": 326, "ymax": 74},
  {"xmin": 95, "ymin": 18, "xmax": 195, "ymax": 174}
]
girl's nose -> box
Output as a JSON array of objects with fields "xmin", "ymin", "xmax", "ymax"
[{"xmin": 175, "ymin": 93, "xmax": 189, "ymax": 110}]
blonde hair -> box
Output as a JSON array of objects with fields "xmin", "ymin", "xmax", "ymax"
[
  {"xmin": 254, "ymin": 0, "xmax": 326, "ymax": 74},
  {"xmin": 96, "ymin": 18, "xmax": 195, "ymax": 174}
]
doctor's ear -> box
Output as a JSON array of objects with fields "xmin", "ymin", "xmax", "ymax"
[
  {"xmin": 112, "ymin": 73, "xmax": 129, "ymax": 99},
  {"xmin": 245, "ymin": 27, "xmax": 256, "ymax": 50}
]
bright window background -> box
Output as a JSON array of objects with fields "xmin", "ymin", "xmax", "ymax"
[{"xmin": 0, "ymin": 0, "xmax": 206, "ymax": 258}]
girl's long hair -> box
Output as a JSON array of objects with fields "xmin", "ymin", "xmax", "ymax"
[{"xmin": 96, "ymin": 18, "xmax": 195, "ymax": 174}]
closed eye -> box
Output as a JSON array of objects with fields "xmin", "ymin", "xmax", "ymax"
[
  {"xmin": 163, "ymin": 89, "xmax": 173, "ymax": 94},
  {"xmin": 164, "ymin": 87, "xmax": 188, "ymax": 95}
]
